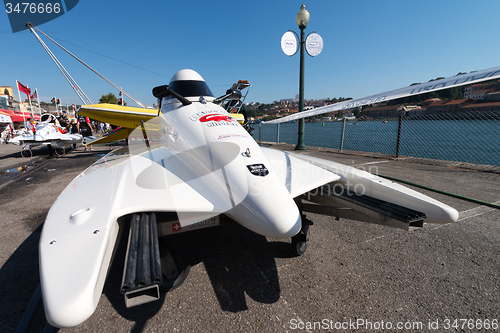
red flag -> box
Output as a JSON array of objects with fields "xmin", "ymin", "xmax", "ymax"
[
  {"xmin": 31, "ymin": 90, "xmax": 37, "ymax": 100},
  {"xmin": 17, "ymin": 81, "xmax": 31, "ymax": 96}
]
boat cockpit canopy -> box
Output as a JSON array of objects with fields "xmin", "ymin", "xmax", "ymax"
[{"xmin": 167, "ymin": 80, "xmax": 214, "ymax": 100}]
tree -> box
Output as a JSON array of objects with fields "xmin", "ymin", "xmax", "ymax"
[{"xmin": 99, "ymin": 92, "xmax": 118, "ymax": 104}]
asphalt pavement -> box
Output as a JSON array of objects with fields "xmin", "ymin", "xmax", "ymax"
[{"xmin": 0, "ymin": 141, "xmax": 499, "ymax": 333}]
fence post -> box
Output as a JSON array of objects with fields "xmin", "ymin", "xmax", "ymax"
[
  {"xmin": 277, "ymin": 123, "xmax": 280, "ymax": 143},
  {"xmin": 396, "ymin": 113, "xmax": 403, "ymax": 158},
  {"xmin": 340, "ymin": 117, "xmax": 346, "ymax": 151},
  {"xmin": 259, "ymin": 122, "xmax": 262, "ymax": 142}
]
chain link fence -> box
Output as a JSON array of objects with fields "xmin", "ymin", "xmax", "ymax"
[{"xmin": 255, "ymin": 111, "xmax": 500, "ymax": 169}]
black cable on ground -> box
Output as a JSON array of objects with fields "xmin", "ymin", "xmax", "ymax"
[{"xmin": 376, "ymin": 174, "xmax": 500, "ymax": 210}]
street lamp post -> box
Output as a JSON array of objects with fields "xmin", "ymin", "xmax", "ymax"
[
  {"xmin": 295, "ymin": 4, "xmax": 309, "ymax": 150},
  {"xmin": 281, "ymin": 5, "xmax": 322, "ymax": 150}
]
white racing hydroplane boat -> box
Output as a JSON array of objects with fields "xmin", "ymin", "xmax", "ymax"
[
  {"xmin": 37, "ymin": 69, "xmax": 468, "ymax": 328},
  {"xmin": 9, "ymin": 113, "xmax": 82, "ymax": 157}
]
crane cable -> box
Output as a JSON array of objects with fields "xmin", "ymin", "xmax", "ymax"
[
  {"xmin": 27, "ymin": 22, "xmax": 145, "ymax": 108},
  {"xmin": 28, "ymin": 24, "xmax": 92, "ymax": 105}
]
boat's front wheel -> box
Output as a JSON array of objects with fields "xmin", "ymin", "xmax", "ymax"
[
  {"xmin": 21, "ymin": 148, "xmax": 32, "ymax": 158},
  {"xmin": 291, "ymin": 216, "xmax": 312, "ymax": 256}
]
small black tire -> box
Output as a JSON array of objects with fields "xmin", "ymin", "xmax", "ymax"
[
  {"xmin": 55, "ymin": 147, "xmax": 65, "ymax": 157},
  {"xmin": 160, "ymin": 249, "xmax": 191, "ymax": 292},
  {"xmin": 21, "ymin": 149, "xmax": 32, "ymax": 158},
  {"xmin": 291, "ymin": 223, "xmax": 310, "ymax": 256}
]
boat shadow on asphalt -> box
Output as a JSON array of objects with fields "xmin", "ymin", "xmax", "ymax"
[
  {"xmin": 0, "ymin": 224, "xmax": 47, "ymax": 332},
  {"xmin": 2, "ymin": 199, "xmax": 295, "ymax": 332},
  {"xmin": 103, "ymin": 218, "xmax": 294, "ymax": 333}
]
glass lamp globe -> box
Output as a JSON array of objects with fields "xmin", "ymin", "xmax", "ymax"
[{"xmin": 296, "ymin": 4, "xmax": 310, "ymax": 29}]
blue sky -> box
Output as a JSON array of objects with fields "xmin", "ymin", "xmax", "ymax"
[{"xmin": 2, "ymin": 0, "xmax": 500, "ymax": 107}]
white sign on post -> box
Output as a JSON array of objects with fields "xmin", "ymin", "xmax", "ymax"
[
  {"xmin": 305, "ymin": 33, "xmax": 323, "ymax": 57},
  {"xmin": 281, "ymin": 31, "xmax": 298, "ymax": 56}
]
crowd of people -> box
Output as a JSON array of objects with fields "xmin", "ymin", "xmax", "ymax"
[
  {"xmin": 0, "ymin": 113, "xmax": 114, "ymax": 145},
  {"xmin": 60, "ymin": 115, "xmax": 116, "ymax": 151},
  {"xmin": 57, "ymin": 114, "xmax": 113, "ymax": 135}
]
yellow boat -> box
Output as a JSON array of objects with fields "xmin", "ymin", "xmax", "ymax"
[{"xmin": 79, "ymin": 103, "xmax": 157, "ymax": 129}]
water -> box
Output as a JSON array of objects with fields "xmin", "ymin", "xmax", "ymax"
[{"xmin": 255, "ymin": 119, "xmax": 500, "ymax": 166}]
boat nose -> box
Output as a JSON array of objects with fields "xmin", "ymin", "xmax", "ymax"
[
  {"xmin": 227, "ymin": 200, "xmax": 302, "ymax": 239},
  {"xmin": 226, "ymin": 173, "xmax": 302, "ymax": 239}
]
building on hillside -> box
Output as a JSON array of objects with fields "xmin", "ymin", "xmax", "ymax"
[
  {"xmin": 421, "ymin": 98, "xmax": 441, "ymax": 106},
  {"xmin": 463, "ymin": 80, "xmax": 500, "ymax": 99},
  {"xmin": 470, "ymin": 89, "xmax": 494, "ymax": 100},
  {"xmin": 415, "ymin": 99, "xmax": 500, "ymax": 115},
  {"xmin": 0, "ymin": 95, "xmax": 19, "ymax": 110},
  {"xmin": 0, "ymin": 86, "xmax": 15, "ymax": 97},
  {"xmin": 460, "ymin": 101, "xmax": 500, "ymax": 113},
  {"xmin": 0, "ymin": 86, "xmax": 18, "ymax": 110},
  {"xmin": 485, "ymin": 92, "xmax": 500, "ymax": 102},
  {"xmin": 463, "ymin": 86, "xmax": 471, "ymax": 99},
  {"xmin": 425, "ymin": 99, "xmax": 473, "ymax": 114},
  {"xmin": 360, "ymin": 104, "xmax": 405, "ymax": 118},
  {"xmin": 406, "ymin": 108, "xmax": 426, "ymax": 117},
  {"xmin": 361, "ymin": 104, "xmax": 426, "ymax": 118},
  {"xmin": 0, "ymin": 95, "xmax": 13, "ymax": 109}
]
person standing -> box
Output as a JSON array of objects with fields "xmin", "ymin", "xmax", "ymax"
[
  {"xmin": 77, "ymin": 115, "xmax": 93, "ymax": 151},
  {"xmin": 69, "ymin": 120, "xmax": 78, "ymax": 134},
  {"xmin": 26, "ymin": 118, "xmax": 36, "ymax": 135}
]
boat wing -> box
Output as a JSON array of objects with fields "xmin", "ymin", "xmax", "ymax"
[
  {"xmin": 265, "ymin": 65, "xmax": 500, "ymax": 124},
  {"xmin": 261, "ymin": 147, "xmax": 341, "ymax": 198},
  {"xmin": 82, "ymin": 128, "xmax": 133, "ymax": 145},
  {"xmin": 264, "ymin": 148, "xmax": 458, "ymax": 224},
  {"xmin": 48, "ymin": 147, "xmax": 228, "ymax": 227},
  {"xmin": 79, "ymin": 103, "xmax": 158, "ymax": 128}
]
